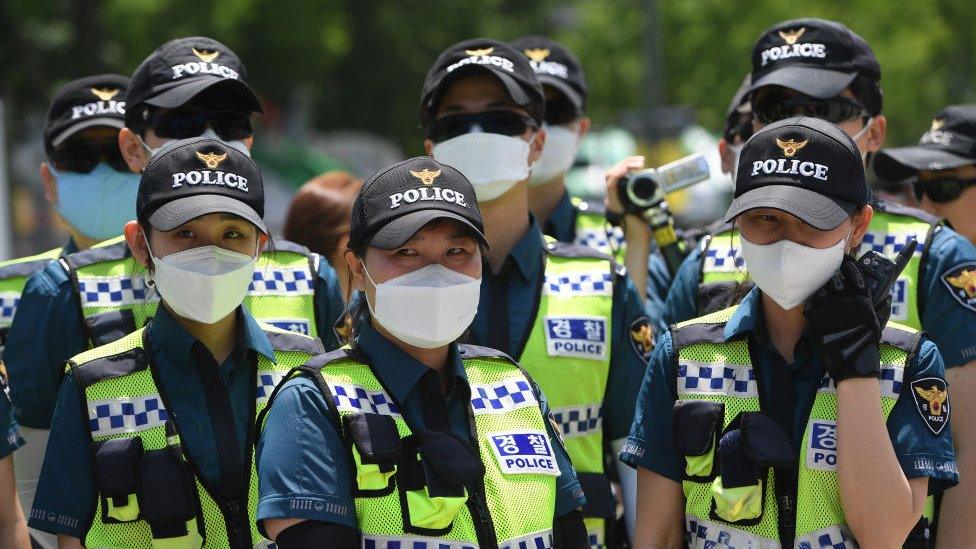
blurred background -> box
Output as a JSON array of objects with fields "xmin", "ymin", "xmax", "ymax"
[{"xmin": 1, "ymin": 0, "xmax": 974, "ymax": 257}]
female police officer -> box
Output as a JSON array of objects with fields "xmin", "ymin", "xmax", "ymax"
[
  {"xmin": 257, "ymin": 157, "xmax": 588, "ymax": 548},
  {"xmin": 30, "ymin": 138, "xmax": 323, "ymax": 548},
  {"xmin": 622, "ymin": 118, "xmax": 958, "ymax": 548}
]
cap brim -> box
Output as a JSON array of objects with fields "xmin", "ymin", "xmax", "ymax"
[
  {"xmin": 430, "ymin": 64, "xmax": 532, "ymax": 112},
  {"xmin": 539, "ymin": 76, "xmax": 583, "ymax": 111},
  {"xmin": 148, "ymin": 194, "xmax": 267, "ymax": 233},
  {"xmin": 145, "ymin": 76, "xmax": 263, "ymax": 113},
  {"xmin": 873, "ymin": 146, "xmax": 975, "ymax": 182},
  {"xmin": 369, "ymin": 209, "xmax": 489, "ymax": 250},
  {"xmin": 51, "ymin": 118, "xmax": 125, "ymax": 147},
  {"xmin": 724, "ymin": 184, "xmax": 855, "ymax": 230},
  {"xmin": 750, "ymin": 66, "xmax": 857, "ymax": 100}
]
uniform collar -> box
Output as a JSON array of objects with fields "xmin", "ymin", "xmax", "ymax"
[
  {"xmin": 149, "ymin": 305, "xmax": 276, "ymax": 368},
  {"xmin": 544, "ymin": 191, "xmax": 577, "ymax": 243},
  {"xmin": 62, "ymin": 237, "xmax": 79, "ymax": 256},
  {"xmin": 506, "ymin": 216, "xmax": 546, "ymax": 282},
  {"xmin": 723, "ymin": 286, "xmax": 764, "ymax": 341},
  {"xmin": 356, "ymin": 322, "xmax": 467, "ymax": 403}
]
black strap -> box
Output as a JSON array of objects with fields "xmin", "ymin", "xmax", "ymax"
[
  {"xmin": 276, "ymin": 520, "xmax": 359, "ymax": 549},
  {"xmin": 487, "ymin": 260, "xmax": 512, "ymax": 355},
  {"xmin": 192, "ymin": 343, "xmax": 246, "ymax": 501},
  {"xmin": 420, "ymin": 369, "xmax": 452, "ymax": 434}
]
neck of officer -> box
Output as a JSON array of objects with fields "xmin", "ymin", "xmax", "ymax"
[
  {"xmin": 68, "ymin": 228, "xmax": 101, "ymax": 252},
  {"xmin": 373, "ymin": 320, "xmax": 451, "ymax": 382},
  {"xmin": 760, "ymin": 293, "xmax": 808, "ymax": 364},
  {"xmin": 168, "ymin": 303, "xmax": 239, "ymax": 364},
  {"xmin": 527, "ymin": 175, "xmax": 566, "ymax": 229},
  {"xmin": 480, "ymin": 181, "xmax": 531, "ymax": 274}
]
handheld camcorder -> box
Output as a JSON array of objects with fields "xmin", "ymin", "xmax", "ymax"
[{"xmin": 617, "ymin": 152, "xmax": 711, "ymax": 215}]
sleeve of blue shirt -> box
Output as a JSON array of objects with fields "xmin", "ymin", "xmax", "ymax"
[
  {"xmin": 663, "ymin": 248, "xmax": 702, "ymax": 326},
  {"xmin": 28, "ymin": 371, "xmax": 95, "ymax": 538},
  {"xmin": 618, "ymin": 330, "xmax": 683, "ymax": 481},
  {"xmin": 528, "ymin": 377, "xmax": 586, "ymax": 516},
  {"xmin": 0, "ymin": 383, "xmax": 24, "ymax": 459},
  {"xmin": 315, "ymin": 259, "xmax": 346, "ymax": 352},
  {"xmin": 646, "ymin": 253, "xmax": 673, "ymax": 304},
  {"xmin": 603, "ymin": 276, "xmax": 660, "ymax": 442},
  {"xmin": 3, "ymin": 263, "xmax": 86, "ymax": 429},
  {"xmin": 888, "ymin": 337, "xmax": 959, "ymax": 495},
  {"xmin": 256, "ymin": 376, "xmax": 357, "ymax": 533},
  {"xmin": 919, "ymin": 228, "xmax": 976, "ymax": 368}
]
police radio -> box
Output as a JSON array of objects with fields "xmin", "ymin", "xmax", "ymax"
[{"xmin": 615, "ymin": 153, "xmax": 711, "ymax": 276}]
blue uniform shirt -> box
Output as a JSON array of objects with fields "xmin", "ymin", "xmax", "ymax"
[
  {"xmin": 664, "ymin": 224, "xmax": 976, "ymax": 369},
  {"xmin": 544, "ymin": 192, "xmax": 674, "ymax": 305},
  {"xmin": 29, "ymin": 305, "xmax": 275, "ymax": 538},
  {"xmin": 5, "ymin": 251, "xmax": 344, "ymax": 429},
  {"xmin": 0, "ymin": 373, "xmax": 24, "ymax": 459},
  {"xmin": 256, "ymin": 322, "xmax": 585, "ymax": 531},
  {"xmin": 469, "ymin": 219, "xmax": 663, "ymax": 442},
  {"xmin": 623, "ymin": 287, "xmax": 959, "ymax": 496}
]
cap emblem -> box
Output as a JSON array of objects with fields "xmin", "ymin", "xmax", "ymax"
[
  {"xmin": 776, "ymin": 138, "xmax": 808, "ymax": 157},
  {"xmin": 465, "ymin": 47, "xmax": 494, "ymax": 57},
  {"xmin": 192, "ymin": 47, "xmax": 220, "ymax": 63},
  {"xmin": 524, "ymin": 48, "xmax": 551, "ymax": 62},
  {"xmin": 410, "ymin": 169, "xmax": 441, "ymax": 186},
  {"xmin": 196, "ymin": 150, "xmax": 228, "ymax": 169},
  {"xmin": 778, "ymin": 27, "xmax": 806, "ymax": 45},
  {"xmin": 930, "ymin": 118, "xmax": 946, "ymax": 132},
  {"xmin": 90, "ymin": 87, "xmax": 120, "ymax": 101}
]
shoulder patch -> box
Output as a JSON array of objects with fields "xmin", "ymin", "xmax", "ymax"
[
  {"xmin": 628, "ymin": 316, "xmax": 654, "ymax": 362},
  {"xmin": 911, "ymin": 377, "xmax": 950, "ymax": 435},
  {"xmin": 941, "ymin": 262, "xmax": 976, "ymax": 313}
]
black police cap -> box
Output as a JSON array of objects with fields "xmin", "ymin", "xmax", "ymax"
[
  {"xmin": 510, "ymin": 35, "xmax": 588, "ymax": 112},
  {"xmin": 726, "ymin": 116, "xmax": 869, "ymax": 230},
  {"xmin": 873, "ymin": 104, "xmax": 976, "ymax": 182},
  {"xmin": 44, "ymin": 74, "xmax": 129, "ymax": 153},
  {"xmin": 137, "ymin": 137, "xmax": 265, "ymax": 233},
  {"xmin": 349, "ymin": 156, "xmax": 488, "ymax": 250}
]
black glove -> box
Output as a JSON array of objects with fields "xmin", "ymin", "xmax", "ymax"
[{"xmin": 803, "ymin": 239, "xmax": 917, "ymax": 384}]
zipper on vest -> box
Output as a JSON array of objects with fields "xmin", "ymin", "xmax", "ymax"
[{"xmin": 464, "ymin": 386, "xmax": 499, "ymax": 549}]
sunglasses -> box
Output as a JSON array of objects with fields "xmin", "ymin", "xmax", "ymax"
[
  {"xmin": 427, "ymin": 110, "xmax": 537, "ymax": 143},
  {"xmin": 50, "ymin": 137, "xmax": 128, "ymax": 173},
  {"xmin": 543, "ymin": 94, "xmax": 581, "ymax": 126},
  {"xmin": 146, "ymin": 108, "xmax": 252, "ymax": 141},
  {"xmin": 753, "ymin": 91, "xmax": 868, "ymax": 125},
  {"xmin": 911, "ymin": 177, "xmax": 976, "ymax": 203}
]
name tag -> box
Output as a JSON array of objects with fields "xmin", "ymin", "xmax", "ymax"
[
  {"xmin": 544, "ymin": 316, "xmax": 607, "ymax": 361},
  {"xmin": 488, "ymin": 430, "xmax": 560, "ymax": 476},
  {"xmin": 806, "ymin": 420, "xmax": 837, "ymax": 471}
]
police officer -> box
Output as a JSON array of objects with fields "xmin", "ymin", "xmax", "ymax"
[
  {"xmin": 718, "ymin": 74, "xmax": 753, "ymax": 180},
  {"xmin": 420, "ymin": 38, "xmax": 659, "ymax": 548},
  {"xmin": 662, "ymin": 21, "xmax": 976, "ymax": 544},
  {"xmin": 30, "ymin": 138, "xmax": 324, "ymax": 548},
  {"xmin": 0, "ymin": 365, "xmax": 28, "ymax": 548},
  {"xmin": 4, "ymin": 36, "xmax": 345, "ymax": 522},
  {"xmin": 874, "ymin": 105, "xmax": 976, "ymax": 245},
  {"xmin": 257, "ymin": 157, "xmax": 587, "ymax": 548},
  {"xmin": 624, "ymin": 117, "xmax": 958, "ymax": 548}
]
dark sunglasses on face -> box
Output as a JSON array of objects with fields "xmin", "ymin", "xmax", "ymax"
[
  {"xmin": 50, "ymin": 137, "xmax": 128, "ymax": 173},
  {"xmin": 912, "ymin": 176, "xmax": 976, "ymax": 203},
  {"xmin": 146, "ymin": 107, "xmax": 253, "ymax": 141},
  {"xmin": 543, "ymin": 95, "xmax": 581, "ymax": 126},
  {"xmin": 427, "ymin": 110, "xmax": 538, "ymax": 143},
  {"xmin": 753, "ymin": 90, "xmax": 869, "ymax": 125}
]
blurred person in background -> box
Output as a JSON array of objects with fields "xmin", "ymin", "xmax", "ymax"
[
  {"xmin": 0, "ymin": 362, "xmax": 29, "ymax": 549},
  {"xmin": 284, "ymin": 170, "xmax": 364, "ymax": 297},
  {"xmin": 421, "ymin": 38, "xmax": 661, "ymax": 548},
  {"xmin": 662, "ymin": 18, "xmax": 976, "ymax": 547},
  {"xmin": 1, "ymin": 73, "xmax": 133, "ymax": 548}
]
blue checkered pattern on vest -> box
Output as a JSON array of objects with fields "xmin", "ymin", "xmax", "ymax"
[
  {"xmin": 88, "ymin": 395, "xmax": 168, "ymax": 436},
  {"xmin": 543, "ymin": 271, "xmax": 613, "ymax": 296},
  {"xmin": 330, "ymin": 383, "xmax": 401, "ymax": 417},
  {"xmin": 469, "ymin": 379, "xmax": 539, "ymax": 415},
  {"xmin": 678, "ymin": 362, "xmax": 758, "ymax": 397},
  {"xmin": 248, "ymin": 267, "xmax": 314, "ymax": 295},
  {"xmin": 550, "ymin": 404, "xmax": 602, "ymax": 439}
]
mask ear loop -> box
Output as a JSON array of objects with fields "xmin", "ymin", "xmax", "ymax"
[{"xmin": 142, "ymin": 232, "xmax": 157, "ymax": 290}]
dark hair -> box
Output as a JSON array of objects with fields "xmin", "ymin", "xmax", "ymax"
[
  {"xmin": 284, "ymin": 171, "xmax": 363, "ymax": 268},
  {"xmin": 849, "ymin": 75, "xmax": 883, "ymax": 117}
]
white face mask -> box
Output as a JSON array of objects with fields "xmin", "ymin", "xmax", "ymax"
[
  {"xmin": 364, "ymin": 262, "xmax": 481, "ymax": 349},
  {"xmin": 139, "ymin": 128, "xmax": 251, "ymax": 160},
  {"xmin": 432, "ymin": 132, "xmax": 532, "ymax": 202},
  {"xmin": 739, "ymin": 230, "xmax": 849, "ymax": 310},
  {"xmin": 528, "ymin": 124, "xmax": 579, "ymax": 186},
  {"xmin": 147, "ymin": 242, "xmax": 257, "ymax": 324}
]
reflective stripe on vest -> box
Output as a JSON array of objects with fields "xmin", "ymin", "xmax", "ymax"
[
  {"xmin": 698, "ymin": 209, "xmax": 933, "ymax": 328},
  {"xmin": 75, "ymin": 324, "xmax": 322, "ymax": 548},
  {"xmin": 66, "ymin": 237, "xmax": 320, "ymax": 347},
  {"xmin": 301, "ymin": 346, "xmax": 556, "ymax": 548},
  {"xmin": 571, "ymin": 197, "xmax": 626, "ymax": 264},
  {"xmin": 0, "ymin": 246, "xmax": 63, "ymax": 332},
  {"xmin": 672, "ymin": 306, "xmax": 916, "ymax": 548}
]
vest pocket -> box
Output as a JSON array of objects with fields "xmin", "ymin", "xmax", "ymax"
[
  {"xmin": 137, "ymin": 448, "xmax": 204, "ymax": 548},
  {"xmin": 343, "ymin": 413, "xmax": 401, "ymax": 495},
  {"xmin": 86, "ymin": 309, "xmax": 137, "ymax": 347},
  {"xmin": 673, "ymin": 400, "xmax": 724, "ymax": 480},
  {"xmin": 93, "ymin": 437, "xmax": 143, "ymax": 523}
]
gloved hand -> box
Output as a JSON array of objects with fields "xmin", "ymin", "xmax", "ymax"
[{"xmin": 804, "ymin": 256, "xmax": 883, "ymax": 383}]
